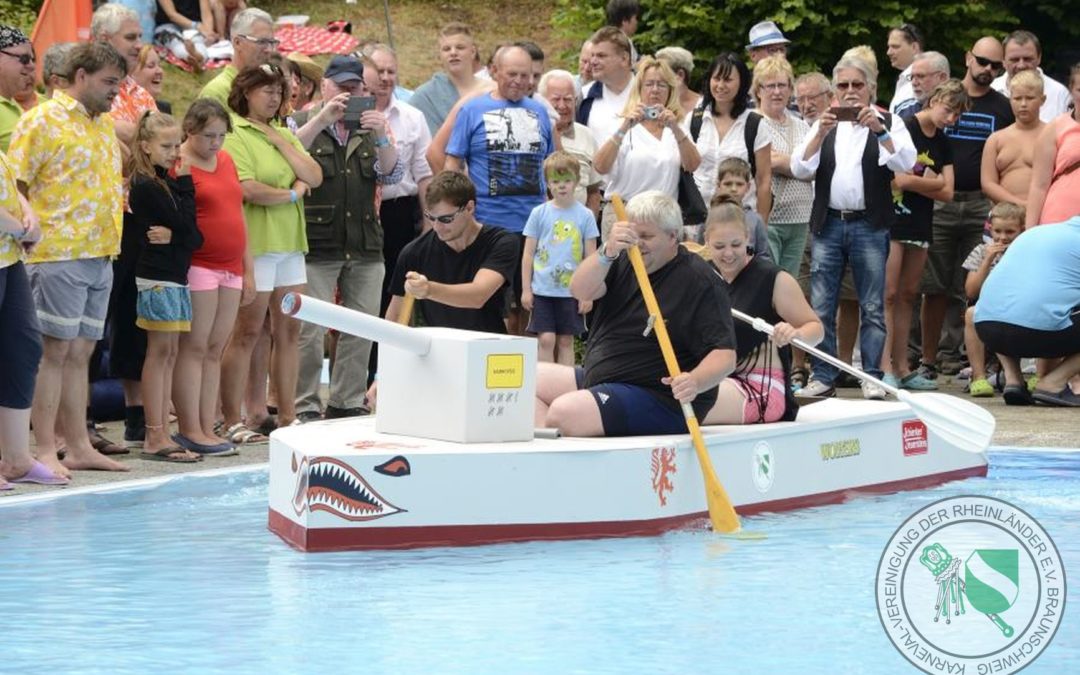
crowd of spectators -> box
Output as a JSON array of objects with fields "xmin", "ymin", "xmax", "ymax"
[{"xmin": 2, "ymin": 1, "xmax": 1080, "ymax": 483}]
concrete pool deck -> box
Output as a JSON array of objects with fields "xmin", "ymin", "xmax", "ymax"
[{"xmin": 2, "ymin": 376, "xmax": 1076, "ymax": 498}]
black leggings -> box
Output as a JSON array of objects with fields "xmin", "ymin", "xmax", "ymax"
[{"xmin": 0, "ymin": 262, "xmax": 43, "ymax": 409}]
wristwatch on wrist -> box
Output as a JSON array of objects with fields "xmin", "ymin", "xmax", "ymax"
[
  {"xmin": 374, "ymin": 135, "xmax": 392, "ymax": 148},
  {"xmin": 598, "ymin": 246, "xmax": 618, "ymax": 265}
]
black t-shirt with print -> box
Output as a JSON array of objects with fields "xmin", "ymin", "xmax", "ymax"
[
  {"xmin": 944, "ymin": 90, "xmax": 1014, "ymax": 192},
  {"xmin": 390, "ymin": 224, "xmax": 518, "ymax": 334},
  {"xmin": 892, "ymin": 115, "xmax": 954, "ymax": 241},
  {"xmin": 584, "ymin": 246, "xmax": 737, "ymax": 420}
]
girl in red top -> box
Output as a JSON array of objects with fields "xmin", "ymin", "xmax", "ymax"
[{"xmin": 172, "ymin": 99, "xmax": 254, "ymax": 454}]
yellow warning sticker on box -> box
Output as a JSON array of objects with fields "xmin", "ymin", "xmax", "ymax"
[{"xmin": 486, "ymin": 353, "xmax": 524, "ymax": 389}]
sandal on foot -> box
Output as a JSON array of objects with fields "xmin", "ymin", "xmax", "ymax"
[
  {"xmin": 224, "ymin": 423, "xmax": 269, "ymax": 445},
  {"xmin": 90, "ymin": 433, "xmax": 130, "ymax": 456},
  {"xmin": 1031, "ymin": 386, "xmax": 1080, "ymax": 408},
  {"xmin": 1003, "ymin": 385, "xmax": 1034, "ymax": 406},
  {"xmin": 249, "ymin": 416, "xmax": 277, "ymax": 436},
  {"xmin": 172, "ymin": 433, "xmax": 238, "ymax": 457},
  {"xmin": 7, "ymin": 460, "xmax": 70, "ymax": 485},
  {"xmin": 139, "ymin": 446, "xmax": 202, "ymax": 463}
]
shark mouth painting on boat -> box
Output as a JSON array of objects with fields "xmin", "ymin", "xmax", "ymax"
[{"xmin": 292, "ymin": 455, "xmax": 405, "ymax": 521}]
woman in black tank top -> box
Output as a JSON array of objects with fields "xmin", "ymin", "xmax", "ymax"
[{"xmin": 698, "ymin": 196, "xmax": 824, "ymax": 423}]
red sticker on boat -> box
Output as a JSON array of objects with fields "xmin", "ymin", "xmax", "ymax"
[{"xmin": 902, "ymin": 420, "xmax": 928, "ymax": 456}]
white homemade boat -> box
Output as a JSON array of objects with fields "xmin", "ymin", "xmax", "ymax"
[{"xmin": 268, "ymin": 398, "xmax": 987, "ymax": 552}]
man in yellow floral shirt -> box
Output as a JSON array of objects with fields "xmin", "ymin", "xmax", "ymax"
[{"xmin": 8, "ymin": 42, "xmax": 130, "ymax": 477}]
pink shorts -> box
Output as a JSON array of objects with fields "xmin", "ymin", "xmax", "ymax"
[
  {"xmin": 732, "ymin": 368, "xmax": 788, "ymax": 424},
  {"xmin": 188, "ymin": 265, "xmax": 243, "ymax": 292}
]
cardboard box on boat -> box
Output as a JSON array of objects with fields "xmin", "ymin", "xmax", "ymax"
[{"xmin": 377, "ymin": 327, "xmax": 536, "ymax": 443}]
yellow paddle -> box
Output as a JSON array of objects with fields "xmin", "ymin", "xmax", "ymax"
[
  {"xmin": 610, "ymin": 195, "xmax": 748, "ymax": 536},
  {"xmin": 397, "ymin": 293, "xmax": 416, "ymax": 326}
]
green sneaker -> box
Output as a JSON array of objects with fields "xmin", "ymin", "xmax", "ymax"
[{"xmin": 969, "ymin": 378, "xmax": 994, "ymax": 398}]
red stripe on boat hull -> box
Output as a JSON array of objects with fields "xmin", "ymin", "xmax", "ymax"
[{"xmin": 268, "ymin": 464, "xmax": 987, "ymax": 552}]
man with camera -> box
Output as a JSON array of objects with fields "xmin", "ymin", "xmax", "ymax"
[
  {"xmin": 289, "ymin": 55, "xmax": 403, "ymax": 421},
  {"xmin": 791, "ymin": 56, "xmax": 916, "ymax": 400}
]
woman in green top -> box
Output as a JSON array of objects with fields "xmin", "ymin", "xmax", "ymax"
[{"xmin": 220, "ymin": 64, "xmax": 321, "ymax": 437}]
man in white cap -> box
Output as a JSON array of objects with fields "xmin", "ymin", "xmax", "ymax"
[{"xmin": 746, "ymin": 20, "xmax": 791, "ymax": 63}]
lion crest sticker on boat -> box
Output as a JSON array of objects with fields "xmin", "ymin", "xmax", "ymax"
[
  {"xmin": 875, "ymin": 495, "xmax": 1066, "ymax": 674},
  {"xmin": 650, "ymin": 446, "xmax": 676, "ymax": 506},
  {"xmin": 751, "ymin": 441, "xmax": 773, "ymax": 493}
]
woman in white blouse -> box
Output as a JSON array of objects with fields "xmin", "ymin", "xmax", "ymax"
[
  {"xmin": 593, "ymin": 56, "xmax": 700, "ymax": 238},
  {"xmin": 690, "ymin": 53, "xmax": 771, "ymax": 222},
  {"xmin": 753, "ymin": 55, "xmax": 813, "ymax": 277}
]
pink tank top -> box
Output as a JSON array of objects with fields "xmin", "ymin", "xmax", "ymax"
[{"xmin": 1041, "ymin": 114, "xmax": 1080, "ymax": 225}]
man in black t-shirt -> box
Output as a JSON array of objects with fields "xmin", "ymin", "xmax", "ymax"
[
  {"xmin": 535, "ymin": 191, "xmax": 737, "ymax": 437},
  {"xmin": 367, "ymin": 172, "xmax": 518, "ymax": 409},
  {"xmin": 385, "ymin": 171, "xmax": 519, "ymax": 333},
  {"xmin": 919, "ymin": 36, "xmax": 1014, "ymax": 380}
]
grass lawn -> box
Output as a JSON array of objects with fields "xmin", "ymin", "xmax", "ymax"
[{"xmin": 164, "ymin": 0, "xmax": 574, "ymax": 113}]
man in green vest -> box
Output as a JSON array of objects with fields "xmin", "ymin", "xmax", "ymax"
[{"xmin": 289, "ymin": 55, "xmax": 403, "ymax": 421}]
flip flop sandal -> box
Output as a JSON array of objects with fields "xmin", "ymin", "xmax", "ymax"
[
  {"xmin": 7, "ymin": 460, "xmax": 71, "ymax": 486},
  {"xmin": 252, "ymin": 417, "xmax": 277, "ymax": 436},
  {"xmin": 172, "ymin": 433, "xmax": 239, "ymax": 457},
  {"xmin": 224, "ymin": 423, "xmax": 269, "ymax": 445},
  {"xmin": 1, "ymin": 479, "xmax": 13, "ymax": 491},
  {"xmin": 139, "ymin": 447, "xmax": 203, "ymax": 463},
  {"xmin": 90, "ymin": 433, "xmax": 130, "ymax": 456}
]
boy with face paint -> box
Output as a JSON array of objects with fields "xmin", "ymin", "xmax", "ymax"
[{"xmin": 520, "ymin": 151, "xmax": 599, "ymax": 365}]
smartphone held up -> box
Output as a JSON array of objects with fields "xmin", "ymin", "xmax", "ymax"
[{"xmin": 343, "ymin": 96, "xmax": 377, "ymax": 130}]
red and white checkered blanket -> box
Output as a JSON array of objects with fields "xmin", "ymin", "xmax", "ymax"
[{"xmin": 274, "ymin": 25, "xmax": 359, "ymax": 56}]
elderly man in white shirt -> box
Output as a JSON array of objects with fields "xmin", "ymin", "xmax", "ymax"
[
  {"xmin": 539, "ymin": 69, "xmax": 602, "ymax": 220},
  {"xmin": 991, "ymin": 30, "xmax": 1071, "ymax": 123},
  {"xmin": 791, "ymin": 56, "xmax": 916, "ymax": 400},
  {"xmin": 363, "ymin": 44, "xmax": 434, "ymax": 317}
]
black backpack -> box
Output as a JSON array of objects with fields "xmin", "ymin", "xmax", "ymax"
[{"xmin": 690, "ymin": 107, "xmax": 763, "ymax": 177}]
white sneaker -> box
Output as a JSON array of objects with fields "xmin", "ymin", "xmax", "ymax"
[
  {"xmin": 796, "ymin": 379, "xmax": 836, "ymax": 398},
  {"xmin": 862, "ymin": 380, "xmax": 887, "ymax": 400}
]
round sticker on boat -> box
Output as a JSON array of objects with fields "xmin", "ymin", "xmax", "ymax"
[
  {"xmin": 875, "ymin": 495, "xmax": 1066, "ymax": 674},
  {"xmin": 751, "ymin": 441, "xmax": 773, "ymax": 493}
]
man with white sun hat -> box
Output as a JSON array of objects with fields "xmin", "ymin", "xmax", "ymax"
[{"xmin": 746, "ymin": 20, "xmax": 791, "ymax": 63}]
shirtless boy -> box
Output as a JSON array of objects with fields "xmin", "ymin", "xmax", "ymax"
[{"xmin": 980, "ymin": 70, "xmax": 1046, "ymax": 209}]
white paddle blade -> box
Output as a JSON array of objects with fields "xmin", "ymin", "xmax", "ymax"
[{"xmin": 896, "ymin": 391, "xmax": 995, "ymax": 454}]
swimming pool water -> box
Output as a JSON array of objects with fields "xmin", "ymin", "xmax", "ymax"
[{"xmin": 1, "ymin": 450, "xmax": 1076, "ymax": 674}]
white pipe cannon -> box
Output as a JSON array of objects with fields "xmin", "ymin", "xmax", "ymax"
[
  {"xmin": 281, "ymin": 293, "xmax": 432, "ymax": 356},
  {"xmin": 281, "ymin": 293, "xmax": 537, "ymax": 444}
]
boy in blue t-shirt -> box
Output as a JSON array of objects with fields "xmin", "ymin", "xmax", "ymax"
[{"xmin": 521, "ymin": 151, "xmax": 599, "ymax": 364}]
